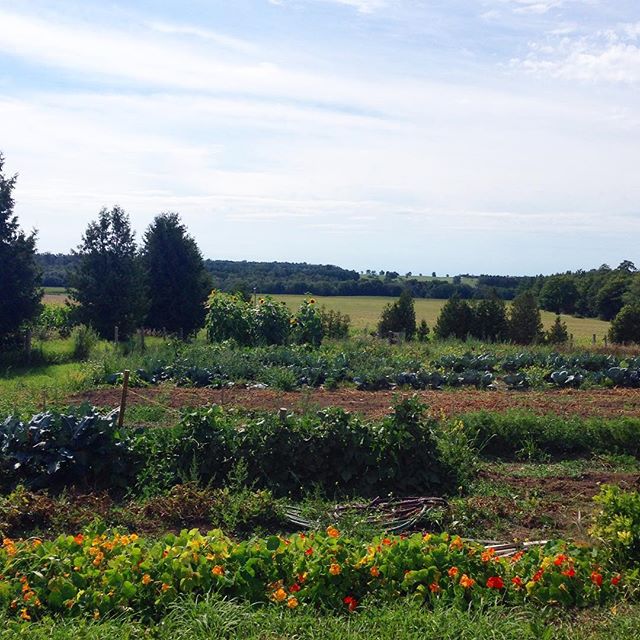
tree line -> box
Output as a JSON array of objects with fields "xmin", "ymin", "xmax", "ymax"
[{"xmin": 1, "ymin": 151, "xmax": 640, "ymax": 345}]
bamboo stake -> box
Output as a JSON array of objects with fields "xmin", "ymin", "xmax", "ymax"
[{"xmin": 117, "ymin": 369, "xmax": 130, "ymax": 429}]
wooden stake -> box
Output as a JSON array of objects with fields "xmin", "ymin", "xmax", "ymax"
[
  {"xmin": 117, "ymin": 369, "xmax": 130, "ymax": 429},
  {"xmin": 114, "ymin": 325, "xmax": 119, "ymax": 345}
]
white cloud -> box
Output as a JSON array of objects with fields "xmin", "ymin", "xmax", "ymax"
[
  {"xmin": 513, "ymin": 23, "xmax": 640, "ymax": 84},
  {"xmin": 147, "ymin": 22, "xmax": 258, "ymax": 54}
]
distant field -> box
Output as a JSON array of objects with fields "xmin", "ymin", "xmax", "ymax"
[
  {"xmin": 41, "ymin": 289, "xmax": 610, "ymax": 343},
  {"xmin": 267, "ymin": 294, "xmax": 611, "ymax": 343}
]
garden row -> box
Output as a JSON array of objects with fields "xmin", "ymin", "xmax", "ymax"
[
  {"xmin": 0, "ymin": 522, "xmax": 634, "ymax": 622},
  {"xmin": 4, "ymin": 400, "xmax": 640, "ymax": 497},
  {"xmin": 98, "ymin": 341, "xmax": 640, "ymax": 391}
]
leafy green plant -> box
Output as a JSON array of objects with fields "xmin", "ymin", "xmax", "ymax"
[{"xmin": 70, "ymin": 324, "xmax": 99, "ymax": 360}]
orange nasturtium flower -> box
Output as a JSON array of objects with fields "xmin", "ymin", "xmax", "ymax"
[
  {"xmin": 481, "ymin": 548, "xmax": 496, "ymax": 563},
  {"xmin": 448, "ymin": 567, "xmax": 459, "ymax": 578},
  {"xmin": 429, "ymin": 582, "xmax": 441, "ymax": 593},
  {"xmin": 449, "ymin": 536, "xmax": 464, "ymax": 551},
  {"xmin": 287, "ymin": 597, "xmax": 299, "ymax": 609},
  {"xmin": 212, "ymin": 565, "xmax": 225, "ymax": 576},
  {"xmin": 511, "ymin": 576, "xmax": 524, "ymax": 588},
  {"xmin": 73, "ymin": 534, "xmax": 84, "ymax": 545},
  {"xmin": 591, "ymin": 571, "xmax": 603, "ymax": 588},
  {"xmin": 554, "ymin": 554, "xmax": 568, "ymax": 566},
  {"xmin": 459, "ymin": 574, "xmax": 475, "ymax": 589},
  {"xmin": 329, "ymin": 563, "xmax": 342, "ymax": 576},
  {"xmin": 142, "ymin": 574, "xmax": 152, "ymax": 585},
  {"xmin": 370, "ymin": 566, "xmax": 380, "ymax": 578},
  {"xmin": 161, "ymin": 583, "xmax": 171, "ymax": 592},
  {"xmin": 273, "ymin": 588, "xmax": 287, "ymax": 602},
  {"xmin": 326, "ymin": 526, "xmax": 340, "ymax": 539}
]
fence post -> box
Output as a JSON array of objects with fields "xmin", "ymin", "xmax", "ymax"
[
  {"xmin": 592, "ymin": 334, "xmax": 596, "ymax": 345},
  {"xmin": 24, "ymin": 328, "xmax": 32, "ymax": 363},
  {"xmin": 604, "ymin": 335, "xmax": 608, "ymax": 347},
  {"xmin": 139, "ymin": 328, "xmax": 145, "ymax": 352},
  {"xmin": 117, "ymin": 369, "xmax": 130, "ymax": 429},
  {"xmin": 114, "ymin": 325, "xmax": 119, "ymax": 345}
]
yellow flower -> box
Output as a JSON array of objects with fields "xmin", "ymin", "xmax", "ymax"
[
  {"xmin": 93, "ymin": 610, "xmax": 100, "ymax": 620},
  {"xmin": 329, "ymin": 563, "xmax": 341, "ymax": 576},
  {"xmin": 20, "ymin": 608, "xmax": 31, "ymax": 621},
  {"xmin": 142, "ymin": 574, "xmax": 152, "ymax": 585},
  {"xmin": 326, "ymin": 526, "xmax": 340, "ymax": 538},
  {"xmin": 287, "ymin": 596, "xmax": 299, "ymax": 609},
  {"xmin": 617, "ymin": 531, "xmax": 633, "ymax": 545},
  {"xmin": 423, "ymin": 533, "xmax": 432, "ymax": 543},
  {"xmin": 274, "ymin": 588, "xmax": 287, "ymax": 602}
]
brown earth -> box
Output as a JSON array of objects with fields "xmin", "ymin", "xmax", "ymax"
[{"xmin": 71, "ymin": 386, "xmax": 640, "ymax": 419}]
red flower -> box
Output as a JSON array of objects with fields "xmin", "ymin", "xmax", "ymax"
[
  {"xmin": 611, "ymin": 575, "xmax": 622, "ymax": 586},
  {"xmin": 590, "ymin": 571, "xmax": 603, "ymax": 587},
  {"xmin": 511, "ymin": 576, "xmax": 523, "ymax": 588},
  {"xmin": 290, "ymin": 583, "xmax": 301, "ymax": 593},
  {"xmin": 428, "ymin": 582, "xmax": 441, "ymax": 593},
  {"xmin": 553, "ymin": 554, "xmax": 567, "ymax": 566},
  {"xmin": 305, "ymin": 548, "xmax": 313, "ymax": 556},
  {"xmin": 486, "ymin": 576, "xmax": 504, "ymax": 589},
  {"xmin": 562, "ymin": 567, "xmax": 576, "ymax": 578},
  {"xmin": 343, "ymin": 596, "xmax": 358, "ymax": 612},
  {"xmin": 532, "ymin": 569, "xmax": 544, "ymax": 582},
  {"xmin": 73, "ymin": 534, "xmax": 84, "ymax": 545}
]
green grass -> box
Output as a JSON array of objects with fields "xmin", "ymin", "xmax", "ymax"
[
  {"xmin": 4, "ymin": 599, "xmax": 640, "ymax": 639},
  {"xmin": 265, "ymin": 294, "xmax": 610, "ymax": 343}
]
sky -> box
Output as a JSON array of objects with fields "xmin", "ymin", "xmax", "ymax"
[{"xmin": 0, "ymin": 0, "xmax": 639, "ymax": 275}]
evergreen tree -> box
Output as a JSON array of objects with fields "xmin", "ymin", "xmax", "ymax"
[
  {"xmin": 508, "ymin": 291, "xmax": 543, "ymax": 344},
  {"xmin": 473, "ymin": 290, "xmax": 507, "ymax": 342},
  {"xmin": 609, "ymin": 304, "xmax": 640, "ymax": 344},
  {"xmin": 0, "ymin": 153, "xmax": 41, "ymax": 342},
  {"xmin": 416, "ymin": 319, "xmax": 430, "ymax": 342},
  {"xmin": 69, "ymin": 207, "xmax": 146, "ymax": 339},
  {"xmin": 546, "ymin": 314, "xmax": 569, "ymax": 345},
  {"xmin": 378, "ymin": 289, "xmax": 416, "ymax": 340},
  {"xmin": 434, "ymin": 295, "xmax": 473, "ymax": 340},
  {"xmin": 141, "ymin": 213, "xmax": 212, "ymax": 335}
]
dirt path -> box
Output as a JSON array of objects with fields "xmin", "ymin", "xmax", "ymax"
[{"xmin": 71, "ymin": 386, "xmax": 640, "ymax": 419}]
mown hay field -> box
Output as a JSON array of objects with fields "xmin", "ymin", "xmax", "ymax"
[{"xmin": 267, "ymin": 294, "xmax": 611, "ymax": 343}]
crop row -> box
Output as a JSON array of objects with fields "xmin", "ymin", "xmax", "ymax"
[
  {"xmin": 97, "ymin": 343, "xmax": 640, "ymax": 391},
  {"xmin": 0, "ymin": 527, "xmax": 630, "ymax": 622}
]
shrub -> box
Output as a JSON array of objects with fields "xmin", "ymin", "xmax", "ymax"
[
  {"xmin": 71, "ymin": 324, "xmax": 99, "ymax": 360},
  {"xmin": 319, "ymin": 306, "xmax": 351, "ymax": 339},
  {"xmin": 378, "ymin": 290, "xmax": 416, "ymax": 340},
  {"xmin": 508, "ymin": 292, "xmax": 544, "ymax": 345},
  {"xmin": 546, "ymin": 315, "xmax": 569, "ymax": 345},
  {"xmin": 609, "ymin": 304, "xmax": 640, "ymax": 344},
  {"xmin": 416, "ymin": 319, "xmax": 430, "ymax": 342}
]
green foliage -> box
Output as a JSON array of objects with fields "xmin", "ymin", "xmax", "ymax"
[
  {"xmin": 461, "ymin": 411, "xmax": 640, "ymax": 459},
  {"xmin": 416, "ymin": 319, "xmax": 430, "ymax": 342},
  {"xmin": 0, "ymin": 153, "xmax": 42, "ymax": 342},
  {"xmin": 597, "ymin": 273, "xmax": 631, "ymax": 321},
  {"xmin": 539, "ymin": 276, "xmax": 579, "ymax": 314},
  {"xmin": 34, "ymin": 305, "xmax": 75, "ymax": 338},
  {"xmin": 70, "ymin": 325, "xmax": 99, "ymax": 360},
  {"xmin": 546, "ymin": 315, "xmax": 569, "ymax": 345},
  {"xmin": 69, "ymin": 207, "xmax": 147, "ymax": 339},
  {"xmin": 0, "ymin": 528, "xmax": 627, "ymax": 622},
  {"xmin": 319, "ymin": 306, "xmax": 351, "ymax": 339},
  {"xmin": 0, "ymin": 407, "xmax": 136, "ymax": 491},
  {"xmin": 434, "ymin": 295, "xmax": 473, "ymax": 340},
  {"xmin": 205, "ymin": 291, "xmax": 254, "ymax": 345},
  {"xmin": 141, "ymin": 213, "xmax": 212, "ymax": 336},
  {"xmin": 377, "ymin": 290, "xmax": 417, "ymax": 340},
  {"xmin": 591, "ymin": 485, "xmax": 640, "ymax": 565},
  {"xmin": 474, "ymin": 292, "xmax": 508, "ymax": 342},
  {"xmin": 508, "ymin": 292, "xmax": 543, "ymax": 345},
  {"xmin": 292, "ymin": 299, "xmax": 324, "ymax": 346},
  {"xmin": 254, "ymin": 297, "xmax": 291, "ymax": 345},
  {"xmin": 609, "ymin": 304, "xmax": 640, "ymax": 345}
]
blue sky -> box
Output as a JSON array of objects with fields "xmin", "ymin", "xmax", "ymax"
[{"xmin": 0, "ymin": 0, "xmax": 639, "ymax": 275}]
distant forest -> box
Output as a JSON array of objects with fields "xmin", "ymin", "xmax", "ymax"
[{"xmin": 37, "ymin": 253, "xmax": 639, "ymax": 320}]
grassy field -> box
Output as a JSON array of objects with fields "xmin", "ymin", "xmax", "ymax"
[
  {"xmin": 40, "ymin": 289, "xmax": 611, "ymax": 342},
  {"xmin": 267, "ymin": 294, "xmax": 610, "ymax": 342}
]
